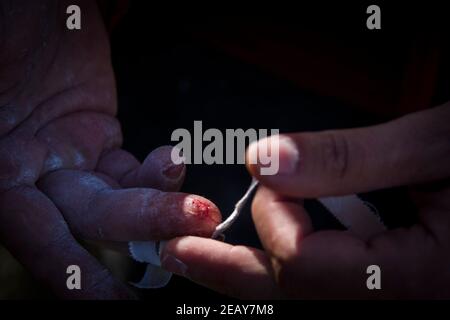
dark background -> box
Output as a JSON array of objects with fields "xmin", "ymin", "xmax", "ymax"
[
  {"xmin": 1, "ymin": 2, "xmax": 449, "ymax": 300},
  {"xmin": 108, "ymin": 2, "xmax": 449, "ymax": 301}
]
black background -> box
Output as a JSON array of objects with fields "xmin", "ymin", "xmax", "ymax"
[{"xmin": 107, "ymin": 2, "xmax": 450, "ymax": 301}]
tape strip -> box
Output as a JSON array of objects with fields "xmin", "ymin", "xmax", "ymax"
[
  {"xmin": 129, "ymin": 241, "xmax": 161, "ymax": 266},
  {"xmin": 318, "ymin": 195, "xmax": 386, "ymax": 241},
  {"xmin": 128, "ymin": 241, "xmax": 172, "ymax": 289}
]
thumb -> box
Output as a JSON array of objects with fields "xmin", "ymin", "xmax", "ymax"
[{"xmin": 246, "ymin": 103, "xmax": 450, "ymax": 197}]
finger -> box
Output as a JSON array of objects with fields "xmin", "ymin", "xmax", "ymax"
[
  {"xmin": 97, "ymin": 146, "xmax": 185, "ymax": 191},
  {"xmin": 160, "ymin": 236, "xmax": 281, "ymax": 299},
  {"xmin": 253, "ymin": 185, "xmax": 385, "ymax": 245},
  {"xmin": 270, "ymin": 226, "xmax": 448, "ymax": 299},
  {"xmin": 37, "ymin": 170, "xmax": 221, "ymax": 241},
  {"xmin": 252, "ymin": 186, "xmax": 313, "ymax": 259},
  {"xmin": 161, "ymin": 232, "xmax": 444, "ymax": 299},
  {"xmin": 0, "ymin": 186, "xmax": 134, "ymax": 299},
  {"xmin": 247, "ymin": 103, "xmax": 450, "ymax": 197},
  {"xmin": 252, "ymin": 186, "xmax": 447, "ymax": 298},
  {"xmin": 251, "ymin": 186, "xmax": 368, "ymax": 298}
]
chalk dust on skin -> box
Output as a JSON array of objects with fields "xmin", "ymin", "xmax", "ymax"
[{"xmin": 44, "ymin": 152, "xmax": 63, "ymax": 171}]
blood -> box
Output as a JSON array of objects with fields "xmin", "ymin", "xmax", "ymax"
[
  {"xmin": 191, "ymin": 198, "xmax": 211, "ymax": 217},
  {"xmin": 186, "ymin": 197, "xmax": 221, "ymax": 225}
]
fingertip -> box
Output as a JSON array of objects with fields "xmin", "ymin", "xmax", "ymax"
[
  {"xmin": 133, "ymin": 192, "xmax": 222, "ymax": 240},
  {"xmin": 139, "ymin": 145, "xmax": 186, "ymax": 191},
  {"xmin": 162, "ymin": 162, "xmax": 185, "ymax": 180},
  {"xmin": 251, "ymin": 186, "xmax": 313, "ymax": 260},
  {"xmin": 160, "ymin": 237, "xmax": 280, "ymax": 299},
  {"xmin": 245, "ymin": 138, "xmax": 264, "ymax": 180},
  {"xmin": 246, "ymin": 135, "xmax": 302, "ymax": 195},
  {"xmin": 182, "ymin": 195, "xmax": 222, "ymax": 236}
]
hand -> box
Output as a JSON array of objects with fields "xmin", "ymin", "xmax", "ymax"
[
  {"xmin": 160, "ymin": 103, "xmax": 450, "ymax": 299},
  {"xmin": 0, "ymin": 1, "xmax": 220, "ymax": 299}
]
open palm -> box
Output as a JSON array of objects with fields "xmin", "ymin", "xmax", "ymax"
[{"xmin": 0, "ymin": 0, "xmax": 220, "ymax": 299}]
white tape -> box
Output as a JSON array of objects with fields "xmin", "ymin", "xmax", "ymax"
[
  {"xmin": 128, "ymin": 241, "xmax": 172, "ymax": 289},
  {"xmin": 318, "ymin": 195, "xmax": 386, "ymax": 241},
  {"xmin": 130, "ymin": 264, "xmax": 172, "ymax": 289},
  {"xmin": 129, "ymin": 241, "xmax": 161, "ymax": 266}
]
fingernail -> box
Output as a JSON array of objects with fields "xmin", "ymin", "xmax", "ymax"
[
  {"xmin": 247, "ymin": 136, "xmax": 299, "ymax": 175},
  {"xmin": 162, "ymin": 163, "xmax": 184, "ymax": 179},
  {"xmin": 277, "ymin": 137, "xmax": 300, "ymax": 174},
  {"xmin": 161, "ymin": 254, "xmax": 188, "ymax": 277}
]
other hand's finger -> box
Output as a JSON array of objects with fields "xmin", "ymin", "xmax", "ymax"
[
  {"xmin": 251, "ymin": 186, "xmax": 313, "ymax": 260},
  {"xmin": 161, "ymin": 236, "xmax": 280, "ymax": 299},
  {"xmin": 247, "ymin": 104, "xmax": 450, "ymax": 197},
  {"xmin": 251, "ymin": 185, "xmax": 445, "ymax": 299}
]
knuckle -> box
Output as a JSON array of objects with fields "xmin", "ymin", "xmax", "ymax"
[
  {"xmin": 0, "ymin": 137, "xmax": 45, "ymax": 190},
  {"xmin": 320, "ymin": 132, "xmax": 351, "ymax": 180}
]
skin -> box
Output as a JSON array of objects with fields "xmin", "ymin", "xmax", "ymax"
[
  {"xmin": 161, "ymin": 103, "xmax": 450, "ymax": 299},
  {"xmin": 0, "ymin": 0, "xmax": 220, "ymax": 299},
  {"xmin": 2, "ymin": 0, "xmax": 449, "ymax": 301}
]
